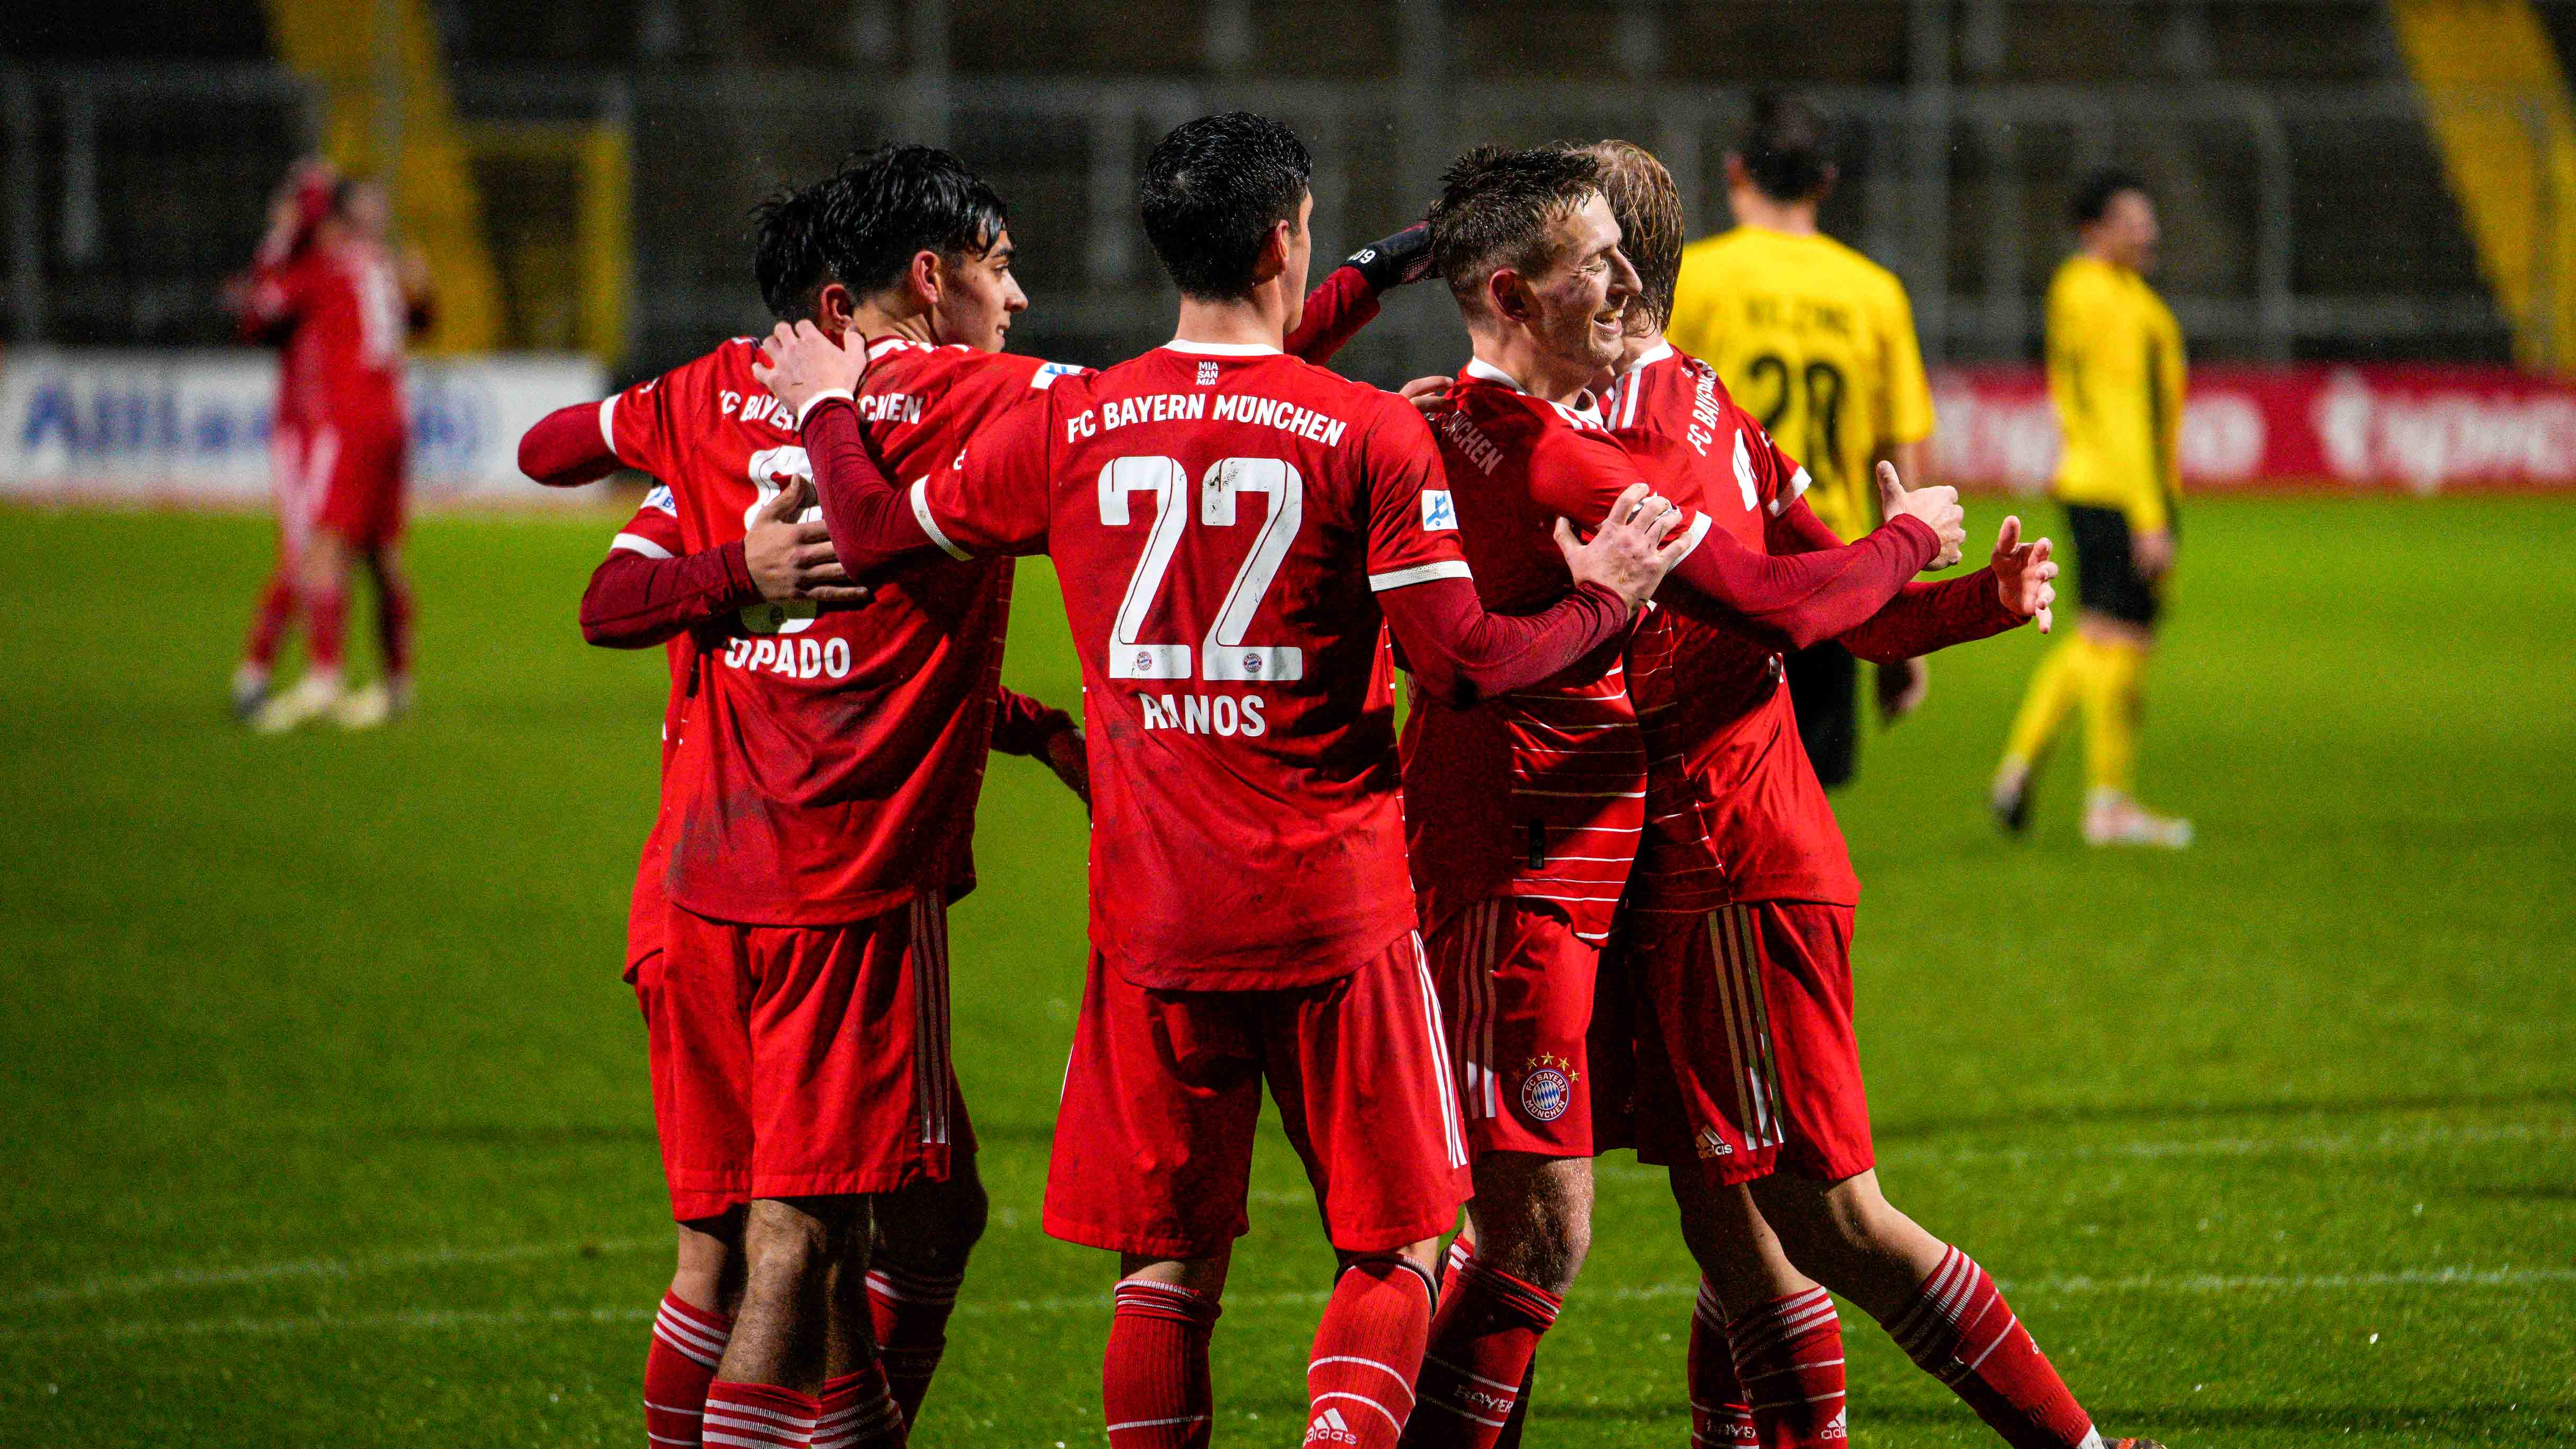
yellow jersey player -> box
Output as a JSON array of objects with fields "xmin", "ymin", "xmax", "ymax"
[
  {"xmin": 1667, "ymin": 92, "xmax": 1938, "ymax": 790},
  {"xmin": 1992, "ymin": 172, "xmax": 2192, "ymax": 847}
]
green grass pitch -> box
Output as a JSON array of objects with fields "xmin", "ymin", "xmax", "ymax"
[{"xmin": 0, "ymin": 494, "xmax": 2570, "ymax": 1447}]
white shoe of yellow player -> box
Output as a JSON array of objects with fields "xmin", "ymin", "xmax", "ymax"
[
  {"xmin": 250, "ymin": 672, "xmax": 345, "ymax": 735},
  {"xmin": 2082, "ymin": 788, "xmax": 2192, "ymax": 849},
  {"xmin": 332, "ymin": 682, "xmax": 394, "ymax": 730}
]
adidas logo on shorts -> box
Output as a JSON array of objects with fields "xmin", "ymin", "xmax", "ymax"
[
  {"xmin": 1822, "ymin": 1406, "xmax": 1848, "ymax": 1439},
  {"xmin": 1304, "ymin": 1407, "xmax": 1359, "ymax": 1445},
  {"xmin": 1698, "ymin": 1127, "xmax": 1734, "ymax": 1158}
]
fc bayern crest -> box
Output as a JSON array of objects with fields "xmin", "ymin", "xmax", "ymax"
[{"xmin": 1520, "ymin": 1067, "xmax": 1571, "ymax": 1122}]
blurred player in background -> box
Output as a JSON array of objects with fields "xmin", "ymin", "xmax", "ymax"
[
  {"xmin": 1992, "ymin": 173, "xmax": 2193, "ymax": 848},
  {"xmin": 770, "ymin": 110, "xmax": 1690, "ymax": 1449},
  {"xmin": 1665, "ymin": 93, "xmax": 1939, "ymax": 789},
  {"xmin": 227, "ymin": 160, "xmax": 434, "ymax": 732},
  {"xmin": 519, "ymin": 151, "xmax": 1086, "ymax": 1449}
]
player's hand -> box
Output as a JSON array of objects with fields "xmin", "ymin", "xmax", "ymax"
[
  {"xmin": 1347, "ymin": 221, "xmax": 1438, "ymax": 292},
  {"xmin": 1876, "ymin": 656, "xmax": 1930, "ymax": 722},
  {"xmin": 745, "ymin": 477, "xmax": 870, "ymax": 606},
  {"xmin": 1400, "ymin": 375, "xmax": 1453, "ymax": 416},
  {"xmin": 2131, "ymin": 526, "xmax": 2175, "ymax": 581},
  {"xmin": 1876, "ymin": 460, "xmax": 1965, "ymax": 570},
  {"xmin": 1042, "ymin": 726, "xmax": 1090, "ymax": 810},
  {"xmin": 753, "ymin": 320, "xmax": 868, "ymax": 425},
  {"xmin": 1989, "ymin": 514, "xmax": 2058, "ymax": 633},
  {"xmin": 1556, "ymin": 483, "xmax": 1692, "ymax": 613}
]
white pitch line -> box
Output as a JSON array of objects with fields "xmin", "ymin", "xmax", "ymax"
[
  {"xmin": 13, "ymin": 1115, "xmax": 2568, "ymax": 1315},
  {"xmin": 1880, "ymin": 1118, "xmax": 2575, "ymax": 1169},
  {"xmin": 7, "ymin": 1237, "xmax": 665, "ymax": 1309},
  {"xmin": 1594, "ymin": 1116, "xmax": 2575, "ymax": 1185},
  {"xmin": 7, "ymin": 1265, "xmax": 2569, "ymax": 1345}
]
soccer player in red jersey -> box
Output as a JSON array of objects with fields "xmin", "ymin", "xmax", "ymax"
[
  {"xmin": 519, "ymin": 151, "xmax": 1090, "ymax": 1448},
  {"xmin": 1569, "ymin": 140, "xmax": 2160, "ymax": 1449},
  {"xmin": 228, "ymin": 160, "xmax": 434, "ymax": 732},
  {"xmin": 760, "ymin": 112, "xmax": 1691, "ymax": 1449},
  {"xmin": 548, "ymin": 476, "xmax": 1086, "ymax": 1449},
  {"xmin": 1385, "ymin": 147, "xmax": 1969, "ymax": 1449}
]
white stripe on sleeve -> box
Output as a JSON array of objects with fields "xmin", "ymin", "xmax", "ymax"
[
  {"xmin": 611, "ymin": 532, "xmax": 674, "ymax": 559},
  {"xmin": 1368, "ymin": 559, "xmax": 1475, "ymax": 592},
  {"xmin": 909, "ymin": 478, "xmax": 972, "ymax": 560},
  {"xmin": 598, "ymin": 395, "xmax": 619, "ymax": 457},
  {"xmin": 1672, "ymin": 511, "xmax": 1713, "ymax": 563}
]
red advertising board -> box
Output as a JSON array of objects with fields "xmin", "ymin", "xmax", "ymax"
[{"xmin": 1930, "ymin": 365, "xmax": 2576, "ymax": 495}]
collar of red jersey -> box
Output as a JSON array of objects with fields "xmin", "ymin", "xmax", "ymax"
[
  {"xmin": 1618, "ymin": 340, "xmax": 1674, "ymax": 376},
  {"xmin": 1161, "ymin": 338, "xmax": 1281, "ymax": 357},
  {"xmin": 864, "ymin": 334, "xmax": 925, "ymax": 361},
  {"xmin": 1463, "ymin": 355, "xmax": 1606, "ymax": 427}
]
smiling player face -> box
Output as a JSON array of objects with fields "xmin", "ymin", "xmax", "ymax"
[
  {"xmin": 1527, "ymin": 193, "xmax": 1641, "ymax": 377},
  {"xmin": 933, "ymin": 228, "xmax": 1030, "ymax": 353}
]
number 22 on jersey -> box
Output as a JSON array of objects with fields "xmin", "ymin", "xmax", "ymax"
[{"xmin": 1101, "ymin": 455, "xmax": 1304, "ymax": 683}]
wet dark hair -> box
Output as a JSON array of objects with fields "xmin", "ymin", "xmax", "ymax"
[
  {"xmin": 1140, "ymin": 112, "xmax": 1313, "ymax": 301},
  {"xmin": 1733, "ymin": 92, "xmax": 1836, "ymax": 203},
  {"xmin": 2071, "ymin": 169, "xmax": 2150, "ymax": 227},
  {"xmin": 1428, "ymin": 145, "xmax": 1603, "ymax": 318},
  {"xmin": 751, "ymin": 143, "xmax": 1008, "ymax": 322}
]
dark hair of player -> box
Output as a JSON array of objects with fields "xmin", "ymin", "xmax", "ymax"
[
  {"xmin": 750, "ymin": 144, "xmax": 1008, "ymax": 323},
  {"xmin": 1140, "ymin": 112, "xmax": 1313, "ymax": 302},
  {"xmin": 750, "ymin": 177, "xmax": 840, "ymax": 322},
  {"xmin": 1571, "ymin": 140, "xmax": 1685, "ymax": 329},
  {"xmin": 1427, "ymin": 145, "xmax": 1604, "ymax": 319},
  {"xmin": 1733, "ymin": 92, "xmax": 1836, "ymax": 204},
  {"xmin": 2070, "ymin": 169, "xmax": 2150, "ymax": 227}
]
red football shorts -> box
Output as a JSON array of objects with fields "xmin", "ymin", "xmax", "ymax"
[
  {"xmin": 273, "ymin": 416, "xmax": 407, "ymax": 554},
  {"xmin": 654, "ymin": 895, "xmax": 971, "ymax": 1221},
  {"xmin": 1428, "ymin": 897, "xmax": 1601, "ymax": 1159},
  {"xmin": 1043, "ymin": 931, "xmax": 1471, "ymax": 1260},
  {"xmin": 1627, "ymin": 901, "xmax": 1874, "ymax": 1187}
]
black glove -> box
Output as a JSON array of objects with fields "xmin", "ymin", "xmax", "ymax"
[{"xmin": 1345, "ymin": 222, "xmax": 1437, "ymax": 293}]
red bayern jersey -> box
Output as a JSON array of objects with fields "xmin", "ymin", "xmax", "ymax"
[
  {"xmin": 1401, "ymin": 359, "xmax": 1716, "ymax": 945},
  {"xmin": 908, "ymin": 340, "xmax": 1470, "ymax": 991},
  {"xmin": 1604, "ymin": 342, "xmax": 1858, "ymax": 909},
  {"xmin": 605, "ymin": 484, "xmax": 697, "ymax": 978},
  {"xmin": 606, "ymin": 336, "xmax": 1055, "ymax": 926},
  {"xmin": 242, "ymin": 238, "xmax": 409, "ymax": 427}
]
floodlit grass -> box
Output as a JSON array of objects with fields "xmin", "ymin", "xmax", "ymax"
[{"xmin": 1, "ymin": 495, "xmax": 2570, "ymax": 1446}]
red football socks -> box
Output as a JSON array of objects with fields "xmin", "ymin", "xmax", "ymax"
[
  {"xmin": 1881, "ymin": 1246, "xmax": 2095, "ymax": 1449},
  {"xmin": 644, "ymin": 1291, "xmax": 732, "ymax": 1448},
  {"xmin": 1311, "ymin": 1258, "xmax": 1435, "ymax": 1449},
  {"xmin": 816, "ymin": 1363, "xmax": 906, "ymax": 1449},
  {"xmin": 1441, "ymin": 1235, "xmax": 1476, "ymax": 1290},
  {"xmin": 1727, "ymin": 1286, "xmax": 1846, "ymax": 1448},
  {"xmin": 307, "ymin": 580, "xmax": 347, "ymax": 674},
  {"xmin": 703, "ymin": 1381, "xmax": 820, "ymax": 1449},
  {"xmin": 1103, "ymin": 1279, "xmax": 1220, "ymax": 1448},
  {"xmin": 245, "ymin": 569, "xmax": 297, "ymax": 670},
  {"xmin": 1688, "ymin": 1279, "xmax": 1758, "ymax": 1448},
  {"xmin": 1401, "ymin": 1256, "xmax": 1554, "ymax": 1449},
  {"xmin": 866, "ymin": 1265, "xmax": 962, "ymax": 1427}
]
